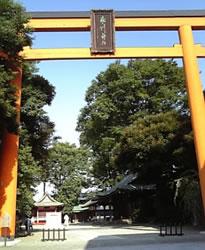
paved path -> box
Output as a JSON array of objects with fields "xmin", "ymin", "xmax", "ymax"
[{"xmin": 1, "ymin": 224, "xmax": 205, "ymax": 249}]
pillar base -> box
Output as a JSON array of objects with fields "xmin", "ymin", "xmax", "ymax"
[
  {"xmin": 0, "ymin": 236, "xmax": 15, "ymax": 241},
  {"xmin": 0, "ymin": 238, "xmax": 20, "ymax": 247}
]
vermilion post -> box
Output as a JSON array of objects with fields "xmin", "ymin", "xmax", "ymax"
[
  {"xmin": 179, "ymin": 25, "xmax": 205, "ymax": 214},
  {"xmin": 0, "ymin": 66, "xmax": 22, "ymax": 238}
]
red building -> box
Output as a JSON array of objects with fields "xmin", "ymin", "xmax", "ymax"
[{"xmin": 32, "ymin": 193, "xmax": 63, "ymax": 225}]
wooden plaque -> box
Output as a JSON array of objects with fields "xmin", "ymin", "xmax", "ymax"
[{"xmin": 91, "ymin": 10, "xmax": 115, "ymax": 54}]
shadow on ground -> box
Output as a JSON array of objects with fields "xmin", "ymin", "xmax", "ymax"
[{"xmin": 84, "ymin": 226, "xmax": 205, "ymax": 250}]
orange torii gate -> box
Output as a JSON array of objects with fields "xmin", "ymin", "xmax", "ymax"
[{"xmin": 1, "ymin": 9, "xmax": 205, "ymax": 237}]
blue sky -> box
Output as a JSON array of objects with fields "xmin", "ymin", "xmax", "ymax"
[
  {"xmin": 19, "ymin": 0, "xmax": 205, "ymax": 11},
  {"xmin": 17, "ymin": 0, "xmax": 205, "ymax": 145}
]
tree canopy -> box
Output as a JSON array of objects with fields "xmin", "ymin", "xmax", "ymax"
[
  {"xmin": 77, "ymin": 60, "xmax": 188, "ymax": 178},
  {"xmin": 47, "ymin": 142, "xmax": 91, "ymax": 214},
  {"xmin": 0, "ymin": 0, "xmax": 32, "ymax": 141},
  {"xmin": 16, "ymin": 62, "xmax": 56, "ymax": 218},
  {"xmin": 0, "ymin": 0, "xmax": 31, "ymax": 57}
]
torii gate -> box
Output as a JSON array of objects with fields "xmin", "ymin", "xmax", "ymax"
[{"xmin": 1, "ymin": 10, "xmax": 205, "ymax": 238}]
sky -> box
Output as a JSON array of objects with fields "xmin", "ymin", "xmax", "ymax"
[{"xmin": 17, "ymin": 0, "xmax": 205, "ymax": 146}]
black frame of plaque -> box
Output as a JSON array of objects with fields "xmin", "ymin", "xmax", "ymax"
[{"xmin": 91, "ymin": 10, "xmax": 115, "ymax": 54}]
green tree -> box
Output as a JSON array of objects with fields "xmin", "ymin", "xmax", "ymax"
[
  {"xmin": 77, "ymin": 59, "xmax": 187, "ymax": 179},
  {"xmin": 0, "ymin": 0, "xmax": 31, "ymax": 57},
  {"xmin": 17, "ymin": 63, "xmax": 56, "ymax": 218},
  {"xmin": 0, "ymin": 63, "xmax": 16, "ymax": 137},
  {"xmin": 21, "ymin": 63, "xmax": 55, "ymax": 163},
  {"xmin": 17, "ymin": 145, "xmax": 39, "ymax": 218},
  {"xmin": 0, "ymin": 0, "xmax": 32, "ymax": 142},
  {"xmin": 48, "ymin": 142, "xmax": 91, "ymax": 213}
]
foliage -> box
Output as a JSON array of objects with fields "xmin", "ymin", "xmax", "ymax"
[
  {"xmin": 48, "ymin": 142, "xmax": 91, "ymax": 213},
  {"xmin": 77, "ymin": 59, "xmax": 187, "ymax": 179},
  {"xmin": 54, "ymin": 175, "xmax": 83, "ymax": 214},
  {"xmin": 0, "ymin": 0, "xmax": 32, "ymax": 57},
  {"xmin": 21, "ymin": 63, "xmax": 55, "ymax": 162},
  {"xmin": 0, "ymin": 0, "xmax": 32, "ymax": 141},
  {"xmin": 0, "ymin": 61, "xmax": 17, "ymax": 136},
  {"xmin": 114, "ymin": 111, "xmax": 180, "ymax": 178},
  {"xmin": 17, "ymin": 145, "xmax": 39, "ymax": 218},
  {"xmin": 16, "ymin": 62, "xmax": 56, "ymax": 218}
]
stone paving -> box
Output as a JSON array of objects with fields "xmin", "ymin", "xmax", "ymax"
[{"xmin": 1, "ymin": 224, "xmax": 205, "ymax": 250}]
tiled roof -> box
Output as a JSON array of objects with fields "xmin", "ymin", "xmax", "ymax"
[
  {"xmin": 97, "ymin": 174, "xmax": 156, "ymax": 198},
  {"xmin": 34, "ymin": 192, "xmax": 64, "ymax": 207},
  {"xmin": 72, "ymin": 205, "xmax": 89, "ymax": 213}
]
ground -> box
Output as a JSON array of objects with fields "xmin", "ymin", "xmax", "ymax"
[{"xmin": 1, "ymin": 224, "xmax": 205, "ymax": 250}]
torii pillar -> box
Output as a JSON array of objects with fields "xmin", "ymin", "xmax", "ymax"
[
  {"xmin": 179, "ymin": 25, "xmax": 205, "ymax": 214},
  {"xmin": 0, "ymin": 65, "xmax": 22, "ymax": 239}
]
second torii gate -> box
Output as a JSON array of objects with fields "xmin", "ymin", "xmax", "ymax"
[{"xmin": 1, "ymin": 9, "xmax": 205, "ymax": 237}]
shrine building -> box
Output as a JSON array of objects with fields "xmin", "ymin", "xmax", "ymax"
[{"xmin": 32, "ymin": 193, "xmax": 63, "ymax": 225}]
